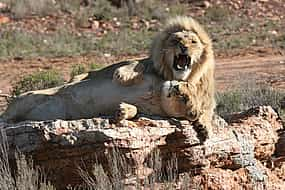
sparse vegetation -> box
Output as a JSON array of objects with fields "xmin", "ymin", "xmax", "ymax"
[
  {"xmin": 198, "ymin": 5, "xmax": 284, "ymax": 54},
  {"xmin": 70, "ymin": 64, "xmax": 86, "ymax": 79},
  {"xmin": 9, "ymin": 0, "xmax": 57, "ymax": 19},
  {"xmin": 216, "ymin": 81, "xmax": 285, "ymax": 119},
  {"xmin": 11, "ymin": 70, "xmax": 64, "ymax": 97},
  {"xmin": 204, "ymin": 5, "xmax": 231, "ymax": 22},
  {"xmin": 89, "ymin": 63, "xmax": 101, "ymax": 71},
  {"xmin": 78, "ymin": 149, "xmax": 179, "ymax": 190},
  {"xmin": 0, "ymin": 29, "xmax": 98, "ymax": 59},
  {"xmin": 96, "ymin": 28, "xmax": 153, "ymax": 56},
  {"xmin": 0, "ymin": 1, "xmax": 283, "ymax": 59},
  {"xmin": 0, "ymin": 129, "xmax": 55, "ymax": 190}
]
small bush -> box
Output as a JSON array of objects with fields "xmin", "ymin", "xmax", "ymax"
[
  {"xmin": 216, "ymin": 82, "xmax": 285, "ymax": 118},
  {"xmin": 11, "ymin": 70, "xmax": 64, "ymax": 97},
  {"xmin": 70, "ymin": 64, "xmax": 87, "ymax": 79},
  {"xmin": 89, "ymin": 63, "xmax": 101, "ymax": 71}
]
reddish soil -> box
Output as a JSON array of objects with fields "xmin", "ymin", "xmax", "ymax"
[{"xmin": 216, "ymin": 54, "xmax": 285, "ymax": 90}]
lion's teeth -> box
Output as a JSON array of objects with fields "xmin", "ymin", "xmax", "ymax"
[{"xmin": 177, "ymin": 64, "xmax": 183, "ymax": 69}]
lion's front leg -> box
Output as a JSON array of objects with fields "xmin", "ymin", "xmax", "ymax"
[
  {"xmin": 113, "ymin": 61, "xmax": 144, "ymax": 86},
  {"xmin": 115, "ymin": 102, "xmax": 138, "ymax": 121},
  {"xmin": 165, "ymin": 81, "xmax": 212, "ymax": 143}
]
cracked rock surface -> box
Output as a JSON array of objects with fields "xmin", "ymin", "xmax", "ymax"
[{"xmin": 1, "ymin": 106, "xmax": 284, "ymax": 189}]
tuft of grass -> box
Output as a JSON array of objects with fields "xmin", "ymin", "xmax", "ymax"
[
  {"xmin": 168, "ymin": 1, "xmax": 187, "ymax": 17},
  {"xmin": 78, "ymin": 148, "xmax": 131, "ymax": 189},
  {"xmin": 275, "ymin": 33, "xmax": 285, "ymax": 49},
  {"xmin": 216, "ymin": 82, "xmax": 285, "ymax": 119},
  {"xmin": 9, "ymin": 0, "xmax": 57, "ymax": 19},
  {"xmin": 70, "ymin": 64, "xmax": 87, "ymax": 79},
  {"xmin": 78, "ymin": 148, "xmax": 179, "ymax": 189},
  {"xmin": 57, "ymin": 0, "xmax": 81, "ymax": 14},
  {"xmin": 0, "ymin": 129, "xmax": 55, "ymax": 190},
  {"xmin": 91, "ymin": 0, "xmax": 120, "ymax": 20},
  {"xmin": 11, "ymin": 70, "xmax": 64, "ymax": 97},
  {"xmin": 89, "ymin": 63, "xmax": 102, "ymax": 71}
]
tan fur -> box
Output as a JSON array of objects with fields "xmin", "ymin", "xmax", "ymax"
[
  {"xmin": 152, "ymin": 16, "xmax": 215, "ymax": 137},
  {"xmin": 2, "ymin": 16, "xmax": 215, "ymax": 141},
  {"xmin": 114, "ymin": 16, "xmax": 215, "ymax": 138},
  {"xmin": 1, "ymin": 62, "xmax": 193, "ymax": 123}
]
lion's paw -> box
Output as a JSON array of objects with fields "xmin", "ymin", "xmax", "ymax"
[
  {"xmin": 115, "ymin": 102, "xmax": 137, "ymax": 121},
  {"xmin": 186, "ymin": 110, "xmax": 201, "ymax": 121},
  {"xmin": 193, "ymin": 121, "xmax": 212, "ymax": 144}
]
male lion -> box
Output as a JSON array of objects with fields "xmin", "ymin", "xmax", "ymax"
[{"xmin": 113, "ymin": 16, "xmax": 215, "ymax": 138}]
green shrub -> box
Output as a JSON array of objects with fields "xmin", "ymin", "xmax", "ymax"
[
  {"xmin": 11, "ymin": 70, "xmax": 64, "ymax": 97},
  {"xmin": 70, "ymin": 64, "xmax": 87, "ymax": 79},
  {"xmin": 89, "ymin": 63, "xmax": 102, "ymax": 71},
  {"xmin": 216, "ymin": 83, "xmax": 285, "ymax": 119}
]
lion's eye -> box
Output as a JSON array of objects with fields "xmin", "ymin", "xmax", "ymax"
[
  {"xmin": 191, "ymin": 40, "xmax": 197, "ymax": 44},
  {"xmin": 171, "ymin": 39, "xmax": 179, "ymax": 45}
]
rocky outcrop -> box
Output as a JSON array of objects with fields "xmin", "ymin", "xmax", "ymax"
[{"xmin": 1, "ymin": 106, "xmax": 284, "ymax": 189}]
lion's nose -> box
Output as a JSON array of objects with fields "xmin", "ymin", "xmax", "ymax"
[{"xmin": 180, "ymin": 45, "xmax": 188, "ymax": 54}]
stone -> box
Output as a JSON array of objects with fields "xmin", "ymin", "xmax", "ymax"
[{"xmin": 1, "ymin": 106, "xmax": 284, "ymax": 189}]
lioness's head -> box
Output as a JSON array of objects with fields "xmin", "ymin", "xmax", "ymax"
[{"xmin": 151, "ymin": 16, "xmax": 213, "ymax": 82}]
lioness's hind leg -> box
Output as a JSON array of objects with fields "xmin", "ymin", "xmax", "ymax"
[
  {"xmin": 113, "ymin": 61, "xmax": 144, "ymax": 86},
  {"xmin": 115, "ymin": 102, "xmax": 138, "ymax": 121}
]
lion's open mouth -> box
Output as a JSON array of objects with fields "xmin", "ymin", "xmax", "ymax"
[{"xmin": 173, "ymin": 54, "xmax": 191, "ymax": 71}]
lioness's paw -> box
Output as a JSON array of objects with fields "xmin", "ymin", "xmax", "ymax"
[
  {"xmin": 115, "ymin": 102, "xmax": 137, "ymax": 121},
  {"xmin": 163, "ymin": 81, "xmax": 189, "ymax": 102},
  {"xmin": 113, "ymin": 61, "xmax": 144, "ymax": 86}
]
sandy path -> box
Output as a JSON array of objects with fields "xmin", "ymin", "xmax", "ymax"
[{"xmin": 215, "ymin": 55, "xmax": 285, "ymax": 90}]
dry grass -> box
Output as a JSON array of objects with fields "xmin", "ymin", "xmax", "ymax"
[
  {"xmin": 0, "ymin": 129, "xmax": 55, "ymax": 190},
  {"xmin": 216, "ymin": 80, "xmax": 285, "ymax": 120},
  {"xmin": 9, "ymin": 0, "xmax": 57, "ymax": 19},
  {"xmin": 1, "ymin": 1, "xmax": 283, "ymax": 59},
  {"xmin": 77, "ymin": 149, "xmax": 180, "ymax": 189}
]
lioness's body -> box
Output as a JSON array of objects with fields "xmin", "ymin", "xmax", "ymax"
[{"xmin": 2, "ymin": 59, "xmax": 189, "ymax": 122}]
